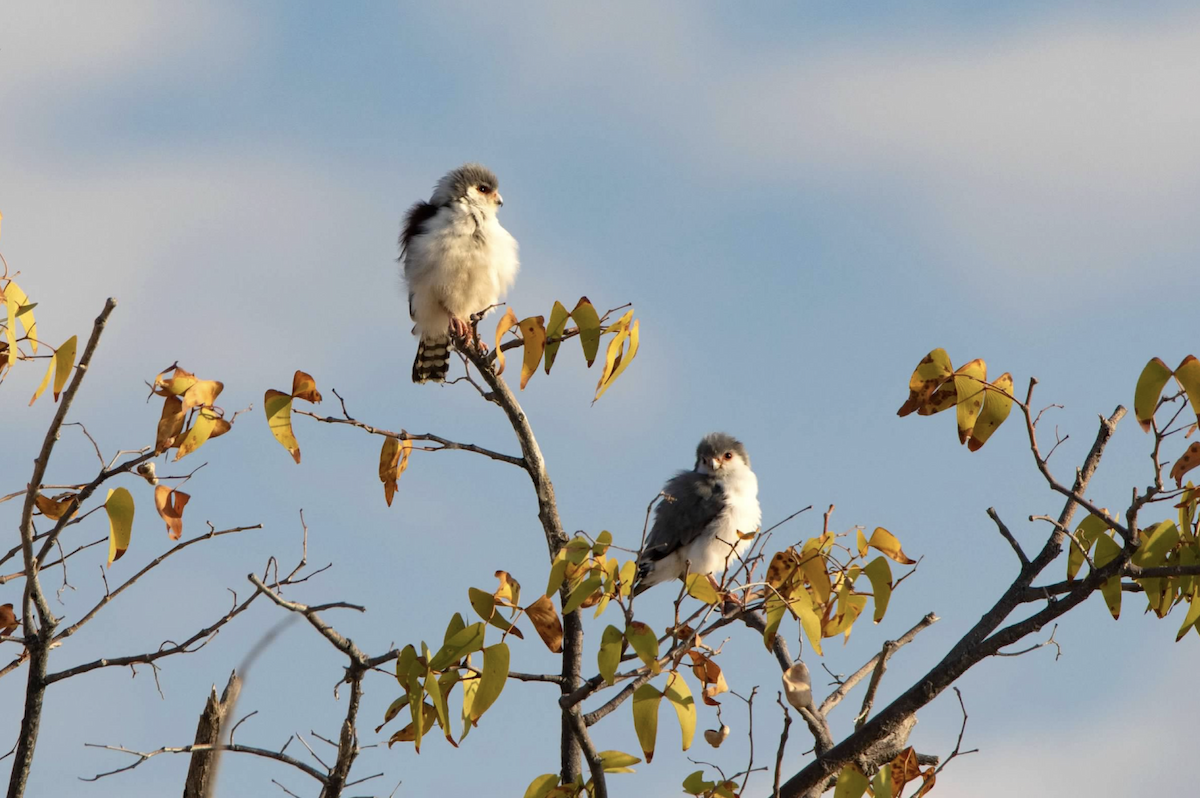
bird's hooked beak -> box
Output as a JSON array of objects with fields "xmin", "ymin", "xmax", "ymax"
[
  {"xmin": 710, "ymin": 457, "xmax": 722, "ymax": 472},
  {"xmin": 494, "ymin": 192, "xmax": 504, "ymax": 208}
]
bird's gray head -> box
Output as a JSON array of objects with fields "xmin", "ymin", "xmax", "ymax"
[
  {"xmin": 694, "ymin": 432, "xmax": 750, "ymax": 475},
  {"xmin": 430, "ymin": 163, "xmax": 504, "ymax": 211}
]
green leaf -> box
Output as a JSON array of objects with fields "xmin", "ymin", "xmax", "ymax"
[
  {"xmin": 684, "ymin": 573, "xmax": 720, "ymax": 605},
  {"xmin": 681, "ymin": 770, "xmax": 715, "ymax": 795},
  {"xmin": 593, "ymin": 530, "xmax": 613, "ymax": 555},
  {"xmin": 1068, "ymin": 513, "xmax": 1110, "ymax": 580},
  {"xmin": 425, "ymin": 667, "xmax": 449, "ymax": 736},
  {"xmin": 1133, "ymin": 521, "xmax": 1179, "ymax": 568},
  {"xmin": 625, "ymin": 621, "xmax": 660, "ymax": 673},
  {"xmin": 523, "ymin": 774, "xmax": 561, "ymax": 798},
  {"xmin": 663, "ymin": 672, "xmax": 696, "ymax": 751},
  {"xmin": 468, "ymin": 643, "xmax": 509, "ymax": 723},
  {"xmin": 571, "ymin": 297, "xmax": 602, "ymax": 367},
  {"xmin": 833, "ymin": 763, "xmax": 869, "ymax": 798},
  {"xmin": 597, "ymin": 750, "xmax": 642, "ymax": 773},
  {"xmin": 598, "ymin": 624, "xmax": 623, "ymax": 685},
  {"xmin": 428, "ymin": 622, "xmax": 486, "ymax": 672},
  {"xmin": 104, "ymin": 487, "xmax": 135, "ymax": 566},
  {"xmin": 631, "ymin": 684, "xmax": 662, "ymax": 763},
  {"xmin": 1134, "ymin": 357, "xmax": 1174, "ymax": 432},
  {"xmin": 459, "ymin": 674, "xmax": 479, "ymax": 740},
  {"xmin": 1176, "ymin": 588, "xmax": 1200, "ymax": 642},
  {"xmin": 1093, "ymin": 534, "xmax": 1123, "ymax": 619},
  {"xmin": 562, "ymin": 571, "xmax": 602, "ymax": 615},
  {"xmin": 543, "ymin": 301, "xmax": 571, "ymax": 374},
  {"xmin": 469, "ymin": 587, "xmax": 523, "ymax": 638},
  {"xmin": 396, "ymin": 644, "xmax": 418, "ymax": 682},
  {"xmin": 862, "ymin": 556, "xmax": 893, "ymax": 623},
  {"xmin": 443, "ymin": 612, "xmax": 466, "ymax": 645},
  {"xmin": 546, "ymin": 549, "xmax": 569, "ymax": 597},
  {"xmin": 1174, "ymin": 355, "xmax": 1200, "ymax": 427}
]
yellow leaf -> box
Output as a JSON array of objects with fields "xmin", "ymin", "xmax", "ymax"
[
  {"xmin": 468, "ymin": 642, "xmax": 509, "ymax": 723},
  {"xmin": 153, "ymin": 485, "xmax": 190, "ymax": 541},
  {"xmin": 562, "ymin": 571, "xmax": 603, "ymax": 615},
  {"xmin": 424, "ymin": 666, "xmax": 450, "ymax": 739},
  {"xmin": 518, "ymin": 315, "xmax": 546, "ymax": 390},
  {"xmin": 833, "ymin": 763, "xmax": 869, "ymax": 798},
  {"xmin": 799, "ymin": 541, "xmax": 831, "ymax": 605},
  {"xmin": 1170, "ymin": 442, "xmax": 1200, "ymax": 488},
  {"xmin": 684, "ymin": 573, "xmax": 720, "ymax": 605},
  {"xmin": 856, "ymin": 529, "xmax": 868, "ymax": 559},
  {"xmin": 598, "ymin": 624, "xmax": 623, "ymax": 685},
  {"xmin": 863, "ymin": 556, "xmax": 893, "ymax": 623},
  {"xmin": 593, "ymin": 311, "xmax": 634, "ymax": 404},
  {"xmin": 493, "ymin": 570, "xmax": 521, "ymax": 608},
  {"xmin": 625, "ymin": 621, "xmax": 660, "ymax": 673},
  {"xmin": 181, "ymin": 379, "xmax": 224, "ymax": 411},
  {"xmin": 1175, "ymin": 355, "xmax": 1200, "ymax": 427},
  {"xmin": 790, "ymin": 586, "xmax": 825, "ymax": 655},
  {"xmin": 918, "ymin": 380, "xmax": 958, "ymax": 416},
  {"xmin": 1175, "ymin": 588, "xmax": 1200, "ymax": 642},
  {"xmin": 428, "ymin": 622, "xmax": 486, "ymax": 671},
  {"xmin": 543, "ymin": 301, "xmax": 571, "ymax": 374},
  {"xmin": 459, "ymin": 673, "xmax": 479, "ymax": 740},
  {"xmin": 154, "ymin": 366, "xmax": 197, "ymax": 397},
  {"xmin": 2, "ymin": 290, "xmax": 17, "ymax": 367},
  {"xmin": 33, "ymin": 492, "xmax": 77, "ymax": 521},
  {"xmin": 1134, "ymin": 358, "xmax": 1174, "ymax": 432},
  {"xmin": 1093, "ymin": 534, "xmax": 1123, "ymax": 619},
  {"xmin": 598, "ymin": 750, "xmax": 641, "ymax": 773},
  {"xmin": 52, "ymin": 335, "xmax": 77, "ymax": 401},
  {"xmin": 525, "ymin": 595, "xmax": 563, "ymax": 653},
  {"xmin": 105, "ymin": 487, "xmax": 135, "ymax": 567},
  {"xmin": 379, "ymin": 436, "xmax": 413, "ymax": 507},
  {"xmin": 28, "ymin": 346, "xmax": 55, "ymax": 406},
  {"xmin": 663, "ymin": 672, "xmax": 696, "ymax": 751},
  {"xmin": 618, "ymin": 559, "xmax": 636, "ymax": 598},
  {"xmin": 571, "ymin": 297, "xmax": 602, "ymax": 367},
  {"xmin": 264, "ymin": 389, "xmax": 301, "ymax": 463},
  {"xmin": 868, "ymin": 527, "xmax": 916, "ymax": 564},
  {"xmin": 968, "ymin": 372, "xmax": 1014, "ymax": 452},
  {"xmin": 154, "ymin": 395, "xmax": 186, "ymax": 453},
  {"xmin": 175, "ymin": 407, "xmax": 219, "ymax": 460},
  {"xmin": 546, "ymin": 548, "xmax": 569, "ymax": 597},
  {"xmin": 523, "ymin": 774, "xmax": 562, "ymax": 798},
  {"xmin": 388, "ymin": 702, "xmax": 437, "ymax": 748},
  {"xmin": 682, "ymin": 770, "xmax": 715, "ymax": 795},
  {"xmin": 4, "ymin": 282, "xmax": 36, "ymax": 354},
  {"xmin": 443, "ymin": 612, "xmax": 466, "ymax": 645},
  {"xmin": 871, "ymin": 764, "xmax": 894, "ymax": 798},
  {"xmin": 1067, "ymin": 513, "xmax": 1110, "ymax": 580},
  {"xmin": 631, "ymin": 684, "xmax": 662, "ymax": 763},
  {"xmin": 765, "ymin": 550, "xmax": 800, "ymax": 589},
  {"xmin": 953, "ymin": 358, "xmax": 988, "ymax": 444},
  {"xmin": 291, "ymin": 370, "xmax": 322, "ymax": 403},
  {"xmin": 469, "ymin": 587, "xmax": 523, "ymax": 638},
  {"xmin": 897, "ymin": 349, "xmax": 953, "ymax": 417},
  {"xmin": 492, "ymin": 308, "xmax": 519, "ymax": 376}
]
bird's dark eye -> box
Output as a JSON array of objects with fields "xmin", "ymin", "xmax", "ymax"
[
  {"xmin": 478, "ymin": 184, "xmax": 492, "ymax": 194},
  {"xmin": 723, "ymin": 452, "xmax": 734, "ymax": 461}
]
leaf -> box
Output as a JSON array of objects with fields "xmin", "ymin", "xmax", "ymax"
[
  {"xmin": 1093, "ymin": 534, "xmax": 1123, "ymax": 619},
  {"xmin": 871, "ymin": 765, "xmax": 894, "ymax": 798},
  {"xmin": 891, "ymin": 748, "xmax": 921, "ymax": 793},
  {"xmin": 625, "ymin": 621, "xmax": 660, "ymax": 673},
  {"xmin": 593, "ymin": 311, "xmax": 634, "ymax": 403},
  {"xmin": 33, "ymin": 492, "xmax": 77, "ymax": 521},
  {"xmin": 789, "ymin": 586, "xmax": 825, "ymax": 656},
  {"xmin": 379, "ymin": 436, "xmax": 413, "ymax": 507},
  {"xmin": 105, "ymin": 487, "xmax": 135, "ymax": 567},
  {"xmin": 388, "ymin": 702, "xmax": 437, "ymax": 748},
  {"xmin": 867, "ymin": 527, "xmax": 915, "ymax": 564},
  {"xmin": 264, "ymin": 389, "xmax": 301, "ymax": 463},
  {"xmin": 833, "ymin": 763, "xmax": 869, "ymax": 798},
  {"xmin": 155, "ymin": 395, "xmax": 186, "ymax": 453},
  {"xmin": 1135, "ymin": 358, "xmax": 1174, "ymax": 432},
  {"xmin": 798, "ymin": 542, "xmax": 831, "ymax": 604},
  {"xmin": 0, "ymin": 604, "xmax": 17, "ymax": 637},
  {"xmin": 443, "ymin": 612, "xmax": 467, "ymax": 644},
  {"xmin": 897, "ymin": 349, "xmax": 953, "ymax": 417},
  {"xmin": 525, "ymin": 595, "xmax": 563, "ymax": 653},
  {"xmin": 631, "ymin": 683, "xmax": 662, "ymax": 762},
  {"xmin": 3, "ymin": 281, "xmax": 36, "ymax": 353},
  {"xmin": 563, "ymin": 571, "xmax": 603, "ymax": 615},
  {"xmin": 684, "ymin": 573, "xmax": 720, "ymax": 605},
  {"xmin": 518, "ymin": 315, "xmax": 546, "ymax": 390},
  {"xmin": 428, "ymin": 622, "xmax": 486, "ymax": 671},
  {"xmin": 1067, "ymin": 513, "xmax": 1110, "ymax": 580},
  {"xmin": 154, "ymin": 366, "xmax": 197, "ymax": 397},
  {"xmin": 468, "ymin": 642, "xmax": 509, "ymax": 723},
  {"xmin": 592, "ymin": 530, "xmax": 613, "ymax": 556},
  {"xmin": 1170, "ymin": 442, "xmax": 1200, "ymax": 488},
  {"xmin": 863, "ymin": 556, "xmax": 893, "ymax": 623},
  {"xmin": 618, "ymin": 559, "xmax": 636, "ymax": 598},
  {"xmin": 682, "ymin": 770, "xmax": 715, "ymax": 795},
  {"xmin": 459, "ymin": 673, "xmax": 479, "ymax": 740},
  {"xmin": 967, "ymin": 372, "xmax": 1014, "ymax": 451},
  {"xmin": 662, "ymin": 672, "xmax": 696, "ymax": 751},
  {"xmin": 782, "ymin": 661, "xmax": 813, "ymax": 712},
  {"xmin": 29, "ymin": 347, "xmax": 56, "ymax": 406},
  {"xmin": 396, "ymin": 644, "xmax": 419, "ymax": 682},
  {"xmin": 493, "ymin": 570, "xmax": 521, "ymax": 608},
  {"xmin": 291, "ymin": 370, "xmax": 322, "ymax": 403},
  {"xmin": 181, "ymin": 379, "xmax": 224, "ymax": 411},
  {"xmin": 856, "ymin": 529, "xmax": 869, "ymax": 559},
  {"xmin": 703, "ymin": 726, "xmax": 730, "ymax": 748},
  {"xmin": 953, "ymin": 358, "xmax": 988, "ymax": 444},
  {"xmin": 543, "ymin": 301, "xmax": 571, "ymax": 374},
  {"xmin": 1175, "ymin": 355, "xmax": 1200, "ymax": 426},
  {"xmin": 597, "ymin": 749, "xmax": 641, "ymax": 774},
  {"xmin": 598, "ymin": 624, "xmax": 623, "ymax": 685},
  {"xmin": 51, "ymin": 335, "xmax": 77, "ymax": 401},
  {"xmin": 492, "ymin": 308, "xmax": 520, "ymax": 376},
  {"xmin": 571, "ymin": 297, "xmax": 602, "ymax": 367},
  {"xmin": 175, "ymin": 407, "xmax": 219, "ymax": 460},
  {"xmin": 523, "ymin": 774, "xmax": 561, "ymax": 798},
  {"xmin": 766, "ymin": 550, "xmax": 800, "ymax": 588},
  {"xmin": 2, "ymin": 289, "xmax": 17, "ymax": 367},
  {"xmin": 1176, "ymin": 588, "xmax": 1200, "ymax": 642},
  {"xmin": 153, "ymin": 485, "xmax": 190, "ymax": 541},
  {"xmin": 469, "ymin": 587, "xmax": 523, "ymax": 638}
]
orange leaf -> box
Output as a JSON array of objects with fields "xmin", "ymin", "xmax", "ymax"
[
  {"xmin": 379, "ymin": 435, "xmax": 413, "ymax": 507},
  {"xmin": 1171, "ymin": 442, "xmax": 1200, "ymax": 488},
  {"xmin": 493, "ymin": 308, "xmax": 519, "ymax": 376},
  {"xmin": 153, "ymin": 366, "xmax": 197, "ymax": 397},
  {"xmin": 291, "ymin": 370, "xmax": 323, "ymax": 403},
  {"xmin": 181, "ymin": 379, "xmax": 224, "ymax": 411},
  {"xmin": 153, "ymin": 485, "xmax": 191, "ymax": 541},
  {"xmin": 155, "ymin": 395, "xmax": 186, "ymax": 453},
  {"xmin": 34, "ymin": 492, "xmax": 78, "ymax": 521},
  {"xmin": 0, "ymin": 604, "xmax": 17, "ymax": 636},
  {"xmin": 518, "ymin": 316, "xmax": 546, "ymax": 390},
  {"xmin": 525, "ymin": 595, "xmax": 563, "ymax": 653}
]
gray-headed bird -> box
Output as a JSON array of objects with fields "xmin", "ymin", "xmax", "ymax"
[
  {"xmin": 634, "ymin": 433, "xmax": 762, "ymax": 595},
  {"xmin": 400, "ymin": 163, "xmax": 519, "ymax": 383}
]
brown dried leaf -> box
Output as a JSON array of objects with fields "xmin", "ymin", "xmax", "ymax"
[
  {"xmin": 493, "ymin": 308, "xmax": 519, "ymax": 376},
  {"xmin": 154, "ymin": 366, "xmax": 197, "ymax": 397},
  {"xmin": 0, "ymin": 604, "xmax": 17, "ymax": 636},
  {"xmin": 379, "ymin": 435, "xmax": 413, "ymax": 507},
  {"xmin": 1171, "ymin": 442, "xmax": 1200, "ymax": 488},
  {"xmin": 291, "ymin": 370, "xmax": 323, "ymax": 403},
  {"xmin": 34, "ymin": 492, "xmax": 77, "ymax": 521},
  {"xmin": 525, "ymin": 595, "xmax": 563, "ymax": 653},
  {"xmin": 154, "ymin": 485, "xmax": 191, "ymax": 541},
  {"xmin": 155, "ymin": 395, "xmax": 186, "ymax": 453},
  {"xmin": 181, "ymin": 379, "xmax": 224, "ymax": 411}
]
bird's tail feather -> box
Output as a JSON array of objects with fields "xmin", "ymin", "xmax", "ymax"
[{"xmin": 413, "ymin": 335, "xmax": 451, "ymax": 383}]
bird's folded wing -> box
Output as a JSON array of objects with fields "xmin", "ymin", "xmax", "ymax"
[{"xmin": 641, "ymin": 471, "xmax": 725, "ymax": 563}]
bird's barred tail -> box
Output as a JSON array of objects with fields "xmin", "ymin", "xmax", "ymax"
[{"xmin": 413, "ymin": 335, "xmax": 452, "ymax": 383}]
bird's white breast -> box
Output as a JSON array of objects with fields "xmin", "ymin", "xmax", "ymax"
[{"xmin": 687, "ymin": 467, "xmax": 761, "ymax": 576}]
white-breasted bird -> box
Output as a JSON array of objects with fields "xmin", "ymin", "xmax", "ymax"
[
  {"xmin": 634, "ymin": 433, "xmax": 762, "ymax": 595},
  {"xmin": 400, "ymin": 163, "xmax": 519, "ymax": 383}
]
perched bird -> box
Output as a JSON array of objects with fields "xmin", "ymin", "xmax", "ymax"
[
  {"xmin": 400, "ymin": 163, "xmax": 519, "ymax": 383},
  {"xmin": 634, "ymin": 433, "xmax": 762, "ymax": 595}
]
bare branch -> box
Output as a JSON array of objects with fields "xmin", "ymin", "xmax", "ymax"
[
  {"xmin": 986, "ymin": 508, "xmax": 1028, "ymax": 569},
  {"xmin": 818, "ymin": 613, "xmax": 939, "ymax": 716},
  {"xmin": 81, "ymin": 742, "xmax": 327, "ymax": 785}
]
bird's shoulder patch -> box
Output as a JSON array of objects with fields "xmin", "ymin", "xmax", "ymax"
[{"xmin": 400, "ymin": 201, "xmax": 439, "ymax": 258}]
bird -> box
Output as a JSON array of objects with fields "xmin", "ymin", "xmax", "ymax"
[
  {"xmin": 400, "ymin": 163, "xmax": 520, "ymax": 383},
  {"xmin": 634, "ymin": 433, "xmax": 762, "ymax": 595}
]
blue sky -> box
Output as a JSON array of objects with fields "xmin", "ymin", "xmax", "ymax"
[{"xmin": 3, "ymin": 2, "xmax": 1199, "ymax": 796}]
